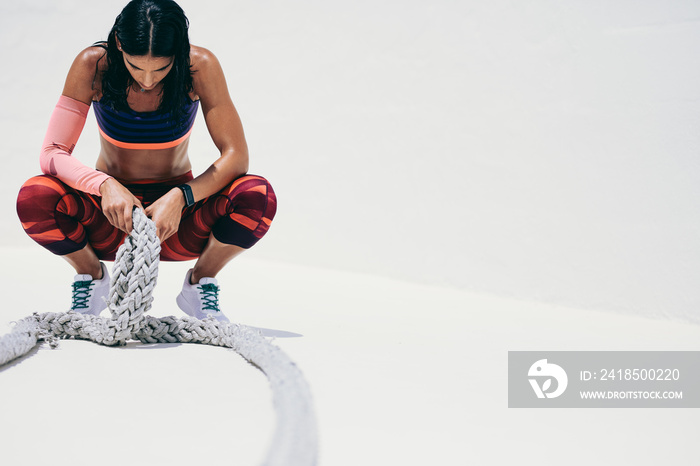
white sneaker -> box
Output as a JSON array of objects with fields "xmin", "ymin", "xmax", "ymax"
[
  {"xmin": 70, "ymin": 262, "xmax": 110, "ymax": 316},
  {"xmin": 176, "ymin": 269, "xmax": 230, "ymax": 323}
]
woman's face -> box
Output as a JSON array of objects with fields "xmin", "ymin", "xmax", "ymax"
[{"xmin": 119, "ymin": 46, "xmax": 174, "ymax": 91}]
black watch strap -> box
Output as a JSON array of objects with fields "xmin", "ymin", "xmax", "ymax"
[{"xmin": 178, "ymin": 184, "xmax": 195, "ymax": 208}]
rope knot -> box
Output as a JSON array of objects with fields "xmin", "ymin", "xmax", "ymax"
[{"xmin": 106, "ymin": 208, "xmax": 160, "ymax": 344}]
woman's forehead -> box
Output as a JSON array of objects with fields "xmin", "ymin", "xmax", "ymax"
[{"xmin": 123, "ymin": 53, "xmax": 174, "ymax": 70}]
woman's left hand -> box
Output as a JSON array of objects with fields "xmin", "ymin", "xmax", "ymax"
[{"xmin": 144, "ymin": 188, "xmax": 185, "ymax": 242}]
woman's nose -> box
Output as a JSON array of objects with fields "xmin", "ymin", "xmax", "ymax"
[{"xmin": 142, "ymin": 74, "xmax": 154, "ymax": 87}]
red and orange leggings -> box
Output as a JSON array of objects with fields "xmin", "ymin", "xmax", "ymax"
[{"xmin": 16, "ymin": 172, "xmax": 277, "ymax": 261}]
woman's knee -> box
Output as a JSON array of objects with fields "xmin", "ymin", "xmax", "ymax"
[
  {"xmin": 223, "ymin": 174, "xmax": 277, "ymax": 219},
  {"xmin": 17, "ymin": 175, "xmax": 68, "ymax": 222},
  {"xmin": 213, "ymin": 174, "xmax": 277, "ymax": 248}
]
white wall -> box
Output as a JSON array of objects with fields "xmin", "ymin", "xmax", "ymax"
[{"xmin": 1, "ymin": 0, "xmax": 699, "ymax": 321}]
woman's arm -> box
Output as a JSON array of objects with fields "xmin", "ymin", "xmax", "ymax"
[
  {"xmin": 62, "ymin": 47, "xmax": 103, "ymax": 105},
  {"xmin": 145, "ymin": 46, "xmax": 249, "ymax": 241},
  {"xmin": 39, "ymin": 95, "xmax": 111, "ymax": 195},
  {"xmin": 188, "ymin": 46, "xmax": 250, "ymax": 200},
  {"xmin": 54, "ymin": 47, "xmax": 144, "ymax": 233},
  {"xmin": 41, "ymin": 48, "xmax": 112, "ymax": 194}
]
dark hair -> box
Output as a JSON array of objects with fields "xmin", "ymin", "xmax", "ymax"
[{"xmin": 97, "ymin": 0, "xmax": 193, "ymax": 126}]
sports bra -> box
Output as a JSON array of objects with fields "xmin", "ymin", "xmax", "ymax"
[{"xmin": 92, "ymin": 98, "xmax": 199, "ymax": 150}]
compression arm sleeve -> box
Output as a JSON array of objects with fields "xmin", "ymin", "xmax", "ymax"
[{"xmin": 39, "ymin": 95, "xmax": 112, "ymax": 196}]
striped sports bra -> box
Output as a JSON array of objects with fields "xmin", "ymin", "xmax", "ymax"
[{"xmin": 92, "ymin": 98, "xmax": 199, "ymax": 150}]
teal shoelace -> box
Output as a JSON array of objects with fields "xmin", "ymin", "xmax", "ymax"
[
  {"xmin": 71, "ymin": 280, "xmax": 94, "ymax": 311},
  {"xmin": 198, "ymin": 283, "xmax": 220, "ymax": 312}
]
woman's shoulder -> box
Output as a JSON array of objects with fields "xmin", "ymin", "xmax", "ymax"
[
  {"xmin": 190, "ymin": 45, "xmax": 221, "ymax": 72},
  {"xmin": 189, "ymin": 45, "xmax": 223, "ymax": 101},
  {"xmin": 63, "ymin": 45, "xmax": 108, "ymax": 104},
  {"xmin": 76, "ymin": 44, "xmax": 108, "ymax": 67},
  {"xmin": 189, "ymin": 45, "xmax": 227, "ymax": 100}
]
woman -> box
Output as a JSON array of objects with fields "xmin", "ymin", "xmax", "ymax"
[{"xmin": 16, "ymin": 0, "xmax": 277, "ymax": 323}]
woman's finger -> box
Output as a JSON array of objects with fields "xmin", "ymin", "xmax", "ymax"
[
  {"xmin": 116, "ymin": 206, "xmax": 128, "ymax": 233},
  {"xmin": 104, "ymin": 208, "xmax": 117, "ymax": 229},
  {"xmin": 124, "ymin": 204, "xmax": 133, "ymax": 232}
]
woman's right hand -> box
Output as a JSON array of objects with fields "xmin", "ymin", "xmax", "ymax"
[{"xmin": 99, "ymin": 178, "xmax": 144, "ymax": 233}]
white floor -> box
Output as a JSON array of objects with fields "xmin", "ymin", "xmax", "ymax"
[
  {"xmin": 1, "ymin": 246, "xmax": 700, "ymax": 466},
  {"xmin": 1, "ymin": 1, "xmax": 699, "ymax": 465}
]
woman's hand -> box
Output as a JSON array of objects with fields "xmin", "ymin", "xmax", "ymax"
[
  {"xmin": 144, "ymin": 188, "xmax": 185, "ymax": 242},
  {"xmin": 99, "ymin": 178, "xmax": 144, "ymax": 233}
]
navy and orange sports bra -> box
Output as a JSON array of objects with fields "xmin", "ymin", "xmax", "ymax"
[{"xmin": 92, "ymin": 98, "xmax": 199, "ymax": 150}]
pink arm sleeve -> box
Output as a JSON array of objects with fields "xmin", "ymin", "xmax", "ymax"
[{"xmin": 40, "ymin": 95, "xmax": 112, "ymax": 196}]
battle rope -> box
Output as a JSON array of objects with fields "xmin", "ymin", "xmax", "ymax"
[{"xmin": 0, "ymin": 208, "xmax": 317, "ymax": 466}]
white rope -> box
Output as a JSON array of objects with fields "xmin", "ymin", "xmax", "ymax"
[{"xmin": 0, "ymin": 208, "xmax": 317, "ymax": 466}]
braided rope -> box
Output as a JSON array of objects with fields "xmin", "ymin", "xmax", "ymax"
[{"xmin": 0, "ymin": 208, "xmax": 317, "ymax": 466}]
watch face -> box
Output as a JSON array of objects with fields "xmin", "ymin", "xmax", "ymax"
[{"xmin": 179, "ymin": 185, "xmax": 194, "ymax": 206}]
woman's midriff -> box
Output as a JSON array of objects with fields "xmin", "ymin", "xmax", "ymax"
[{"xmin": 95, "ymin": 134, "xmax": 193, "ymax": 183}]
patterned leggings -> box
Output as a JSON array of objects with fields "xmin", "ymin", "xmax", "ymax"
[{"xmin": 16, "ymin": 172, "xmax": 277, "ymax": 261}]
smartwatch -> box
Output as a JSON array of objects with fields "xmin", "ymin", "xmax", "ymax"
[{"xmin": 178, "ymin": 184, "xmax": 195, "ymax": 208}]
